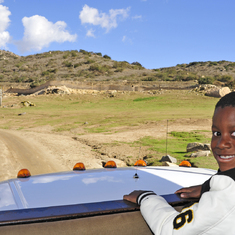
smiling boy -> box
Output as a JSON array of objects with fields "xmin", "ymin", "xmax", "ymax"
[{"xmin": 124, "ymin": 91, "xmax": 235, "ymax": 234}]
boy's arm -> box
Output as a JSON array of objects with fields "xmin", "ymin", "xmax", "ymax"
[
  {"xmin": 175, "ymin": 184, "xmax": 202, "ymax": 198},
  {"xmin": 123, "ymin": 190, "xmax": 157, "ymax": 204}
]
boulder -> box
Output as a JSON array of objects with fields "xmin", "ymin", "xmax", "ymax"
[
  {"xmin": 21, "ymin": 101, "xmax": 36, "ymax": 107},
  {"xmin": 190, "ymin": 151, "xmax": 211, "ymax": 158},
  {"xmin": 162, "ymin": 162, "xmax": 179, "ymax": 167},
  {"xmin": 187, "ymin": 142, "xmax": 211, "ymax": 152},
  {"xmin": 160, "ymin": 155, "xmax": 177, "ymax": 164},
  {"xmin": 205, "ymin": 87, "xmax": 231, "ymax": 98},
  {"xmin": 45, "ymin": 86, "xmax": 71, "ymax": 95}
]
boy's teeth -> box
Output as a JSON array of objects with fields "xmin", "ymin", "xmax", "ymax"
[{"xmin": 220, "ymin": 155, "xmax": 234, "ymax": 159}]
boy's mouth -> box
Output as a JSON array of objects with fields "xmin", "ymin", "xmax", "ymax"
[{"xmin": 219, "ymin": 155, "xmax": 235, "ymax": 159}]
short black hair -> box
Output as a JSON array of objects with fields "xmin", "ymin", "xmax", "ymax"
[{"xmin": 215, "ymin": 92, "xmax": 235, "ymax": 109}]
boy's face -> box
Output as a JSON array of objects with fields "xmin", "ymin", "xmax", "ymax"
[{"xmin": 211, "ymin": 106, "xmax": 235, "ymax": 171}]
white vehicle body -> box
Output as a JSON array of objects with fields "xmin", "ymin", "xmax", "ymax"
[{"xmin": 0, "ymin": 166, "xmax": 216, "ymax": 234}]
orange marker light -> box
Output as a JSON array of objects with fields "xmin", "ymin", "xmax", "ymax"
[
  {"xmin": 134, "ymin": 160, "xmax": 147, "ymax": 167},
  {"xmin": 179, "ymin": 160, "xmax": 191, "ymax": 167},
  {"xmin": 17, "ymin": 169, "xmax": 31, "ymax": 178},
  {"xmin": 104, "ymin": 160, "xmax": 117, "ymax": 168},
  {"xmin": 73, "ymin": 162, "xmax": 86, "ymax": 171}
]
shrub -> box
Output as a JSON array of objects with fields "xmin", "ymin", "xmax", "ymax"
[
  {"xmin": 61, "ymin": 74, "xmax": 70, "ymax": 78},
  {"xmin": 218, "ymin": 60, "xmax": 227, "ymax": 64},
  {"xmin": 89, "ymin": 64, "xmax": 99, "ymax": 71},
  {"xmin": 15, "ymin": 62, "xmax": 24, "ymax": 68},
  {"xmin": 63, "ymin": 61, "xmax": 73, "ymax": 67},
  {"xmin": 198, "ymin": 76, "xmax": 215, "ymax": 84},
  {"xmin": 71, "ymin": 51, "xmax": 78, "ymax": 57},
  {"xmin": 141, "ymin": 77, "xmax": 157, "ymax": 81},
  {"xmin": 187, "ymin": 62, "xmax": 199, "ymax": 67},
  {"xmin": 85, "ymin": 59, "xmax": 95, "ymax": 64},
  {"xmin": 89, "ymin": 64, "xmax": 110, "ymax": 74},
  {"xmin": 41, "ymin": 71, "xmax": 50, "ymax": 76},
  {"xmin": 213, "ymin": 80, "xmax": 224, "ymax": 86},
  {"xmin": 79, "ymin": 49, "xmax": 91, "ymax": 56},
  {"xmin": 114, "ymin": 68, "xmax": 124, "ymax": 72},
  {"xmin": 174, "ymin": 75, "xmax": 185, "ymax": 81},
  {"xmin": 176, "ymin": 64, "xmax": 186, "ymax": 68},
  {"xmin": 25, "ymin": 78, "xmax": 34, "ymax": 83},
  {"xmin": 208, "ymin": 61, "xmax": 218, "ymax": 66},
  {"xmin": 76, "ymin": 70, "xmax": 87, "ymax": 77},
  {"xmin": 226, "ymin": 80, "xmax": 235, "ymax": 89},
  {"xmin": 113, "ymin": 61, "xmax": 130, "ymax": 69},
  {"xmin": 12, "ymin": 76, "xmax": 28, "ymax": 83},
  {"xmin": 132, "ymin": 62, "xmax": 142, "ymax": 66},
  {"xmin": 183, "ymin": 74, "xmax": 197, "ymax": 81},
  {"xmin": 155, "ymin": 73, "xmax": 168, "ymax": 80},
  {"xmin": 30, "ymin": 82, "xmax": 42, "ymax": 88},
  {"xmin": 95, "ymin": 52, "xmax": 102, "ymax": 56},
  {"xmin": 103, "ymin": 54, "xmax": 111, "ymax": 59},
  {"xmin": 74, "ymin": 63, "xmax": 82, "ymax": 68},
  {"xmin": 186, "ymin": 61, "xmax": 207, "ymax": 67},
  {"xmin": 41, "ymin": 69, "xmax": 57, "ymax": 76},
  {"xmin": 132, "ymin": 61, "xmax": 144, "ymax": 69},
  {"xmin": 217, "ymin": 75, "xmax": 233, "ymax": 82}
]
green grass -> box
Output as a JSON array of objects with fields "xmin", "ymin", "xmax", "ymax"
[
  {"xmin": 133, "ymin": 97, "xmax": 160, "ymax": 102},
  {"xmin": 85, "ymin": 126, "xmax": 112, "ymax": 133},
  {"xmin": 170, "ymin": 131, "xmax": 208, "ymax": 143},
  {"xmin": 0, "ymin": 91, "xmax": 217, "ymax": 131}
]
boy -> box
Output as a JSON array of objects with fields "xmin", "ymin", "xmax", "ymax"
[{"xmin": 124, "ymin": 91, "xmax": 235, "ymax": 234}]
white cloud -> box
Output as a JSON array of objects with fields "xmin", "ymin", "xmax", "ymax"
[
  {"xmin": 0, "ymin": 4, "xmax": 11, "ymax": 48},
  {"xmin": 122, "ymin": 35, "xmax": 132, "ymax": 44},
  {"xmin": 132, "ymin": 15, "xmax": 142, "ymax": 20},
  {"xmin": 16, "ymin": 15, "xmax": 77, "ymax": 53},
  {"xmin": 86, "ymin": 29, "xmax": 95, "ymax": 38},
  {"xmin": 79, "ymin": 4, "xmax": 130, "ymax": 32}
]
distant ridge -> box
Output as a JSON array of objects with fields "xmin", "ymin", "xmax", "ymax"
[{"xmin": 0, "ymin": 49, "xmax": 235, "ymax": 89}]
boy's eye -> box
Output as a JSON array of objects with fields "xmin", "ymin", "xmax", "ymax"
[
  {"xmin": 232, "ymin": 132, "xmax": 235, "ymax": 137},
  {"xmin": 213, "ymin": 131, "xmax": 221, "ymax": 136}
]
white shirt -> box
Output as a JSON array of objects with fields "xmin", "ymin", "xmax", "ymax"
[{"xmin": 140, "ymin": 174, "xmax": 235, "ymax": 234}]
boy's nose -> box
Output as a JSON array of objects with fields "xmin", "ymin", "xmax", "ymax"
[{"xmin": 217, "ymin": 135, "xmax": 231, "ymax": 149}]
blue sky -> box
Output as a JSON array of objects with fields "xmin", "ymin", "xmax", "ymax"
[{"xmin": 0, "ymin": 0, "xmax": 234, "ymax": 69}]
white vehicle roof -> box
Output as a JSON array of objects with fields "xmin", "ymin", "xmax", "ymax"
[{"xmin": 0, "ymin": 166, "xmax": 216, "ymax": 211}]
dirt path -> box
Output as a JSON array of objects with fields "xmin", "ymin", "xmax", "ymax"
[
  {"xmin": 0, "ymin": 130, "xmax": 66, "ymax": 180},
  {"xmin": 0, "ymin": 129, "xmax": 125, "ymax": 181}
]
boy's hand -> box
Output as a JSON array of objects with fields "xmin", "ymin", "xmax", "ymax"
[
  {"xmin": 175, "ymin": 185, "xmax": 202, "ymax": 199},
  {"xmin": 123, "ymin": 190, "xmax": 147, "ymax": 204}
]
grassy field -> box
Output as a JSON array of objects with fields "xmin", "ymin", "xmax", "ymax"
[{"xmin": 0, "ymin": 90, "xmax": 219, "ymax": 169}]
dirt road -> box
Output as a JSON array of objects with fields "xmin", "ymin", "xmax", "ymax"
[
  {"xmin": 0, "ymin": 129, "xmax": 125, "ymax": 181},
  {"xmin": 0, "ymin": 129, "xmax": 66, "ymax": 180}
]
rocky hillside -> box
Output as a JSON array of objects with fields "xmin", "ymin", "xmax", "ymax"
[{"xmin": 0, "ymin": 49, "xmax": 235, "ymax": 89}]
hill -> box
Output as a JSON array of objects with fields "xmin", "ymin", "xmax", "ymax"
[{"xmin": 0, "ymin": 49, "xmax": 235, "ymax": 89}]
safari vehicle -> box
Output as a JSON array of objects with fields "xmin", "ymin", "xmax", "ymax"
[{"xmin": 0, "ymin": 160, "xmax": 215, "ymax": 235}]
